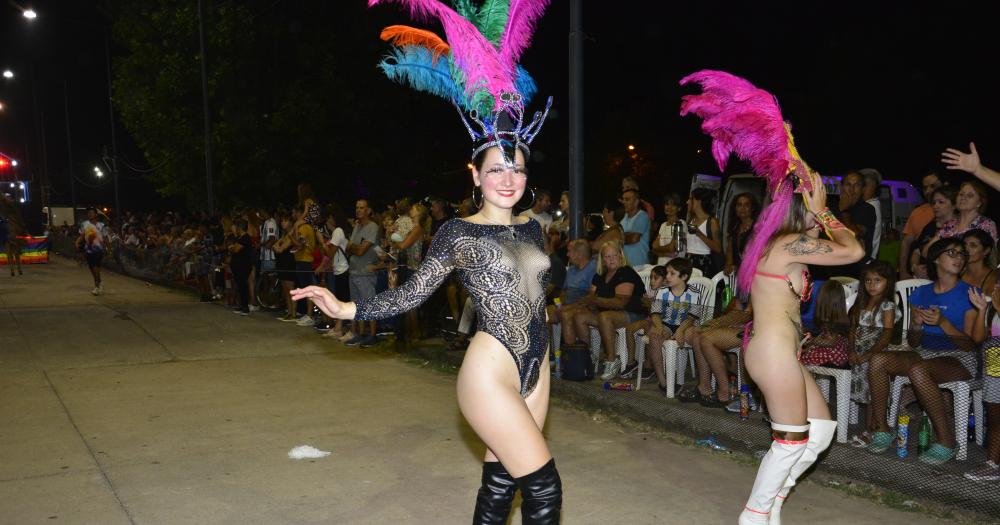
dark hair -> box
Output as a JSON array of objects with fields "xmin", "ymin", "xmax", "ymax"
[
  {"xmin": 297, "ymin": 183, "xmax": 315, "ymax": 204},
  {"xmin": 326, "ymin": 203, "xmax": 351, "ymax": 238},
  {"xmin": 690, "ymin": 187, "xmax": 717, "ymax": 216},
  {"xmin": 850, "ymin": 260, "xmax": 898, "ymax": 325},
  {"xmin": 602, "ymin": 201, "xmax": 625, "ymax": 224},
  {"xmin": 932, "ymin": 185, "xmax": 958, "ymax": 205},
  {"xmin": 925, "ymin": 237, "xmax": 965, "ymax": 282},
  {"xmin": 585, "ymin": 213, "xmax": 605, "ymax": 240},
  {"xmin": 961, "ymin": 228, "xmax": 996, "ymax": 268},
  {"xmin": 665, "ymin": 257, "xmax": 693, "ymax": 281},
  {"xmin": 650, "ymin": 265, "xmax": 667, "ymax": 281},
  {"xmin": 816, "ymin": 281, "xmax": 849, "ymax": 335},
  {"xmin": 663, "ymin": 192, "xmax": 683, "ymax": 208},
  {"xmin": 472, "ymin": 141, "xmax": 524, "ymax": 172},
  {"xmin": 727, "ymin": 192, "xmax": 761, "ymax": 241}
]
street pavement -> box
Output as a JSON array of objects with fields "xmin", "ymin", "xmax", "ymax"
[{"xmin": 0, "ymin": 257, "xmax": 948, "ymax": 524}]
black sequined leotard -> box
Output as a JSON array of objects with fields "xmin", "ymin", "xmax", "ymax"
[{"xmin": 354, "ymin": 218, "xmax": 551, "ymax": 397}]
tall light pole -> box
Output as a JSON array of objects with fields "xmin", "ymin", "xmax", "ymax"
[
  {"xmin": 63, "ymin": 79, "xmax": 76, "ymax": 212},
  {"xmin": 197, "ymin": 0, "xmax": 215, "ymax": 214},
  {"xmin": 104, "ymin": 31, "xmax": 120, "ymax": 217},
  {"xmin": 568, "ymin": 0, "xmax": 584, "ymax": 239}
]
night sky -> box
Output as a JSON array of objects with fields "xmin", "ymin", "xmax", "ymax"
[{"xmin": 2, "ymin": 1, "xmax": 996, "ymax": 216}]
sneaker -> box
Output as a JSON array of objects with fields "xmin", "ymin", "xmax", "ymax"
[
  {"xmin": 296, "ymin": 316, "xmax": 316, "ymax": 327},
  {"xmin": 278, "ymin": 315, "xmax": 299, "ymax": 322},
  {"xmin": 641, "ymin": 368, "xmax": 656, "ymax": 381},
  {"xmin": 619, "ymin": 362, "xmax": 639, "ymax": 379},
  {"xmin": 338, "ymin": 332, "xmax": 356, "ymax": 342},
  {"xmin": 248, "ymin": 305, "xmax": 260, "ymax": 312},
  {"xmin": 314, "ymin": 322, "xmax": 332, "ymax": 332},
  {"xmin": 964, "ymin": 461, "xmax": 1000, "ymax": 482},
  {"xmin": 867, "ymin": 431, "xmax": 894, "ymax": 454},
  {"xmin": 239, "ymin": 311, "xmax": 249, "ymax": 317},
  {"xmin": 918, "ymin": 443, "xmax": 955, "ymax": 465},
  {"xmin": 91, "ymin": 287, "xmax": 100, "ymax": 296},
  {"xmin": 344, "ymin": 335, "xmax": 364, "ymax": 346},
  {"xmin": 849, "ymin": 431, "xmax": 872, "ymax": 448},
  {"xmin": 600, "ymin": 360, "xmax": 621, "ymax": 381},
  {"xmin": 359, "ymin": 335, "xmax": 378, "ymax": 348}
]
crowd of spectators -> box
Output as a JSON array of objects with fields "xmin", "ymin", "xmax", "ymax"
[{"xmin": 53, "ymin": 154, "xmax": 1000, "ymax": 478}]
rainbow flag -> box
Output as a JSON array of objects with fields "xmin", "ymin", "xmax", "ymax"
[{"xmin": 1, "ymin": 235, "xmax": 49, "ymax": 265}]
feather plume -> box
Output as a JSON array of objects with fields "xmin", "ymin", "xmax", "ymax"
[
  {"xmin": 679, "ymin": 69, "xmax": 814, "ymax": 296},
  {"xmin": 378, "ymin": 46, "xmax": 466, "ymax": 106},
  {"xmin": 499, "ymin": 0, "xmax": 550, "ymax": 68},
  {"xmin": 476, "ymin": 0, "xmax": 510, "ymax": 45},
  {"xmin": 514, "ymin": 65, "xmax": 537, "ymax": 104},
  {"xmin": 679, "ymin": 70, "xmax": 811, "ymax": 190},
  {"xmin": 380, "ymin": 25, "xmax": 451, "ymax": 61},
  {"xmin": 451, "ymin": 0, "xmax": 478, "ymax": 20},
  {"xmin": 370, "ymin": 0, "xmax": 514, "ymax": 107}
]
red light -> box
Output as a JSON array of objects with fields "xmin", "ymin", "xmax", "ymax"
[{"xmin": 0, "ymin": 159, "xmax": 7, "ymax": 166}]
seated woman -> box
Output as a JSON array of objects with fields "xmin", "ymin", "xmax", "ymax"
[
  {"xmin": 866, "ymin": 238, "xmax": 988, "ymax": 464},
  {"xmin": 682, "ymin": 295, "xmax": 752, "ymax": 406},
  {"xmin": 961, "ymin": 228, "xmax": 997, "ymax": 292},
  {"xmin": 558, "ymin": 240, "xmax": 646, "ymax": 380}
]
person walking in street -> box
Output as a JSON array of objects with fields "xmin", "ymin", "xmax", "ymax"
[{"xmin": 77, "ymin": 207, "xmax": 110, "ymax": 295}]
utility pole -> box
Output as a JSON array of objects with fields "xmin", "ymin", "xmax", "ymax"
[
  {"xmin": 568, "ymin": 0, "xmax": 584, "ymax": 239},
  {"xmin": 105, "ymin": 32, "xmax": 120, "ymax": 219},
  {"xmin": 63, "ymin": 79, "xmax": 76, "ymax": 213},
  {"xmin": 197, "ymin": 0, "xmax": 215, "ymax": 214}
]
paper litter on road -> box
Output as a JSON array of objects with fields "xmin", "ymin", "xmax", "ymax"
[{"xmin": 288, "ymin": 445, "xmax": 331, "ymax": 459}]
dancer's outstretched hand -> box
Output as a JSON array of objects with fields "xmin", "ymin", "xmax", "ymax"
[
  {"xmin": 290, "ymin": 285, "xmax": 353, "ymax": 319},
  {"xmin": 942, "ymin": 143, "xmax": 981, "ymax": 174}
]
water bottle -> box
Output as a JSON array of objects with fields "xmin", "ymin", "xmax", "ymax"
[
  {"xmin": 739, "ymin": 384, "xmax": 750, "ymax": 420},
  {"xmin": 671, "ymin": 222, "xmax": 687, "ymax": 258},
  {"xmin": 603, "ymin": 382, "xmax": 634, "ymax": 391},
  {"xmin": 917, "ymin": 414, "xmax": 931, "ymax": 454},
  {"xmin": 896, "ymin": 415, "xmax": 910, "ymax": 458},
  {"xmin": 728, "ymin": 375, "xmax": 738, "ymax": 396}
]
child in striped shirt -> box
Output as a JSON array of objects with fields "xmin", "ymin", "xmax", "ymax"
[{"xmin": 644, "ymin": 258, "xmax": 702, "ymax": 392}]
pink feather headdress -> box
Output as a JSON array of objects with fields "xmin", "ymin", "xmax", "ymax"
[{"xmin": 679, "ymin": 70, "xmax": 815, "ymax": 296}]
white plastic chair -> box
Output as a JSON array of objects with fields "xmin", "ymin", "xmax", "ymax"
[
  {"xmin": 895, "ymin": 279, "xmax": 931, "ymax": 340},
  {"xmin": 808, "ymin": 365, "xmax": 858, "ymax": 444},
  {"xmin": 830, "ymin": 275, "xmax": 859, "ymax": 296}
]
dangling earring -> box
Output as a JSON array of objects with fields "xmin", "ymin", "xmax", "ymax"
[
  {"xmin": 472, "ymin": 186, "xmax": 484, "ymax": 209},
  {"xmin": 517, "ymin": 186, "xmax": 537, "ymax": 210}
]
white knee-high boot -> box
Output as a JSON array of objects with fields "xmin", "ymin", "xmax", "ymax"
[
  {"xmin": 738, "ymin": 423, "xmax": 810, "ymax": 525},
  {"xmin": 768, "ymin": 418, "xmax": 837, "ymax": 525}
]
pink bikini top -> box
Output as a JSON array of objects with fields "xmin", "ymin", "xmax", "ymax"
[{"xmin": 755, "ymin": 267, "xmax": 813, "ymax": 303}]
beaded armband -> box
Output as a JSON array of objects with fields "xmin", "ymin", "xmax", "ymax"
[{"xmin": 815, "ymin": 207, "xmax": 852, "ymax": 239}]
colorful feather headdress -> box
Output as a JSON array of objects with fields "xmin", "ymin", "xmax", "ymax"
[
  {"xmin": 370, "ymin": 0, "xmax": 552, "ymax": 163},
  {"xmin": 679, "ymin": 70, "xmax": 818, "ymax": 296}
]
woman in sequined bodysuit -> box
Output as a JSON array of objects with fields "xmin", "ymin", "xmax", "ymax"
[{"xmin": 292, "ymin": 144, "xmax": 561, "ymax": 524}]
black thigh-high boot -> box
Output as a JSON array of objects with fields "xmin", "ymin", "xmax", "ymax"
[
  {"xmin": 517, "ymin": 459, "xmax": 562, "ymax": 524},
  {"xmin": 472, "ymin": 461, "xmax": 518, "ymax": 525}
]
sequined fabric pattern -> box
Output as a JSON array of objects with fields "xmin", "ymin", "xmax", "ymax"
[{"xmin": 354, "ymin": 219, "xmax": 551, "ymax": 397}]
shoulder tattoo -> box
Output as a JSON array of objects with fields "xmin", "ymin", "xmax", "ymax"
[{"xmin": 783, "ymin": 235, "xmax": 832, "ymax": 256}]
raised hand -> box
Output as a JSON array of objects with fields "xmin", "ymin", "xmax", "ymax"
[
  {"xmin": 942, "ymin": 143, "xmax": 981, "ymax": 174},
  {"xmin": 802, "ymin": 171, "xmax": 827, "ymax": 213},
  {"xmin": 969, "ymin": 287, "xmax": 989, "ymax": 312},
  {"xmin": 290, "ymin": 285, "xmax": 353, "ymax": 319}
]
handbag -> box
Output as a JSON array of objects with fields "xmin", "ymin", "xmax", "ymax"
[{"xmin": 560, "ymin": 343, "xmax": 594, "ymax": 381}]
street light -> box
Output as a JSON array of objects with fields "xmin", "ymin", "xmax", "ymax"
[
  {"xmin": 23, "ymin": 8, "xmax": 37, "ymax": 20},
  {"xmin": 2, "ymin": 70, "xmax": 13, "ymax": 79},
  {"xmin": 627, "ymin": 144, "xmax": 635, "ymax": 151},
  {"xmin": 94, "ymin": 166, "xmax": 104, "ymax": 178}
]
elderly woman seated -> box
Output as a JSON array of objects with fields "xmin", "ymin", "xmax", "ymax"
[{"xmin": 557, "ymin": 240, "xmax": 646, "ymax": 380}]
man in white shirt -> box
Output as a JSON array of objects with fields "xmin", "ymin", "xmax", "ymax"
[
  {"xmin": 519, "ymin": 189, "xmax": 553, "ymax": 232},
  {"xmin": 860, "ymin": 168, "xmax": 883, "ymax": 257},
  {"xmin": 259, "ymin": 208, "xmax": 279, "ymax": 273}
]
